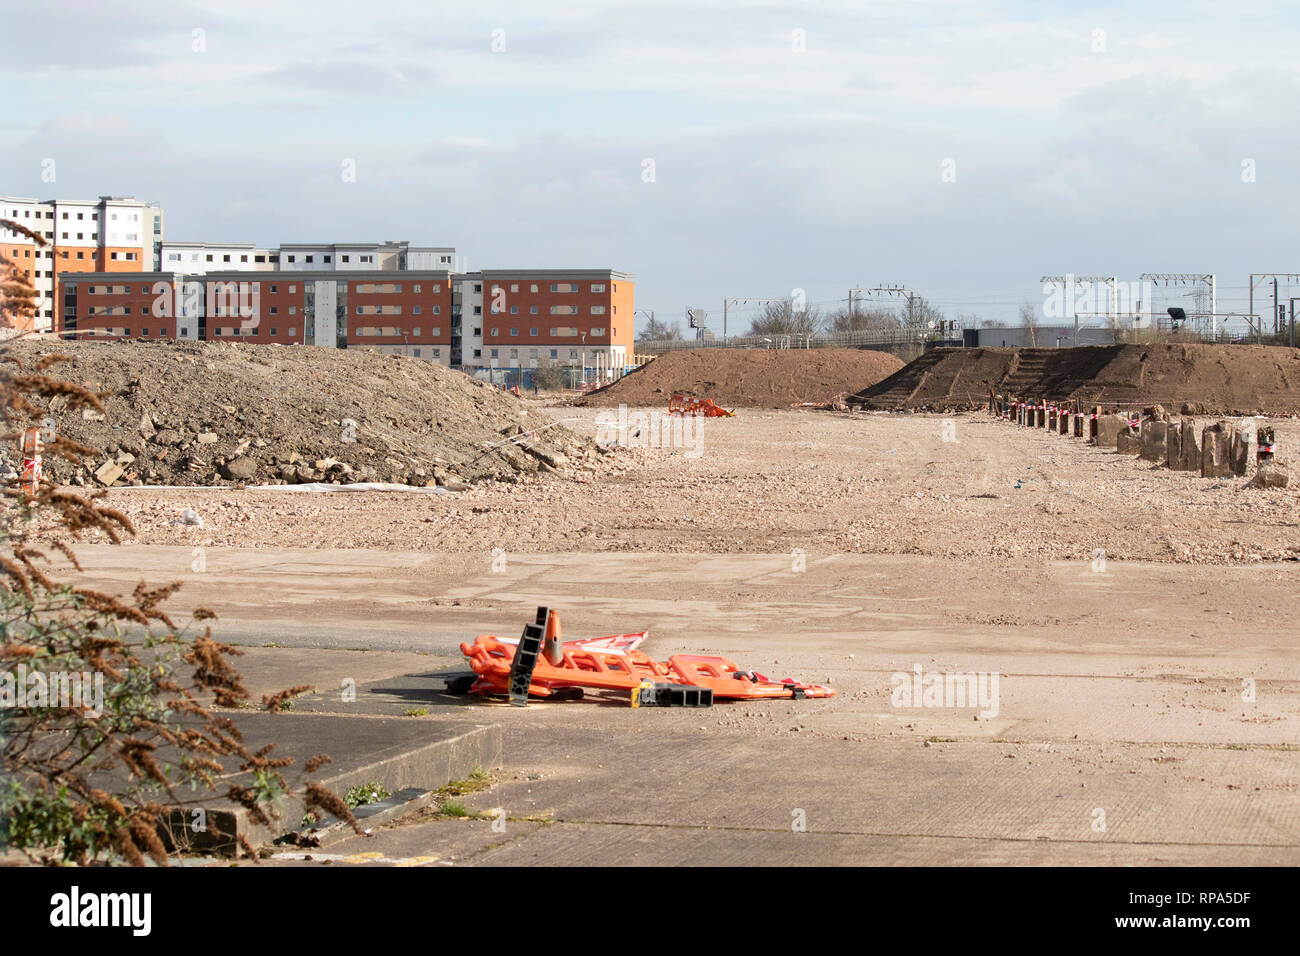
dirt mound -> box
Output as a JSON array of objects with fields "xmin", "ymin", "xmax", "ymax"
[
  {"xmin": 851, "ymin": 344, "xmax": 1300, "ymax": 415},
  {"xmin": 2, "ymin": 340, "xmax": 603, "ymax": 488},
  {"xmin": 580, "ymin": 348, "xmax": 904, "ymax": 408}
]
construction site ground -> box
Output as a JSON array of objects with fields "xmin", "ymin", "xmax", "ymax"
[{"xmin": 63, "ymin": 406, "xmax": 1300, "ymax": 866}]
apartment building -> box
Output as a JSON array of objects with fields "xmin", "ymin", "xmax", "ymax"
[
  {"xmin": 60, "ymin": 269, "xmax": 457, "ymax": 363},
  {"xmin": 160, "ymin": 241, "xmax": 278, "ymax": 275},
  {"xmin": 1, "ymin": 194, "xmax": 161, "ymax": 331},
  {"xmin": 477, "ymin": 270, "xmax": 634, "ymax": 371},
  {"xmin": 160, "ymin": 239, "xmax": 456, "ymax": 275},
  {"xmin": 57, "ymin": 266, "xmax": 633, "ymax": 373}
]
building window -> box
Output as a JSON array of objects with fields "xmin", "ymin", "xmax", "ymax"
[
  {"xmin": 591, "ymin": 306, "xmax": 606, "ymax": 314},
  {"xmin": 529, "ymin": 327, "xmax": 538, "ymax": 336},
  {"xmin": 270, "ymin": 307, "xmax": 278, "ymax": 315},
  {"xmin": 490, "ymin": 329, "xmax": 499, "ymax": 337},
  {"xmin": 590, "ymin": 327, "xmax": 606, "ymax": 336},
  {"xmin": 530, "ymin": 306, "xmax": 538, "ymax": 315},
  {"xmin": 510, "ymin": 328, "xmax": 519, "ymax": 337},
  {"xmin": 510, "ymin": 305, "xmax": 518, "ymax": 314},
  {"xmin": 413, "ymin": 306, "xmax": 421, "ymax": 314},
  {"xmin": 592, "ymin": 283, "xmax": 605, "ymax": 292},
  {"xmin": 288, "ymin": 255, "xmax": 295, "ymax": 263},
  {"xmin": 271, "ymin": 328, "xmax": 277, "ymax": 335}
]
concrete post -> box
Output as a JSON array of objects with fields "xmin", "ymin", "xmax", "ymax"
[
  {"xmin": 1166, "ymin": 419, "xmax": 1183, "ymax": 470},
  {"xmin": 1201, "ymin": 421, "xmax": 1233, "ymax": 478}
]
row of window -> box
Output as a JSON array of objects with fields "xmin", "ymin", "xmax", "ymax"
[
  {"xmin": 488, "ymin": 327, "xmax": 606, "ymax": 338},
  {"xmin": 354, "ymin": 327, "xmax": 443, "ymax": 337},
  {"xmin": 490, "ymin": 304, "xmax": 611, "ymax": 316},
  {"xmin": 7, "ymin": 248, "xmax": 137, "ymax": 260},
  {"xmin": 353, "ymin": 283, "xmax": 442, "ymax": 294},
  {"xmin": 353, "ymin": 305, "xmax": 442, "ymax": 315},
  {"xmin": 285, "ymin": 253, "xmax": 372, "ymax": 264},
  {"xmin": 168, "ymin": 252, "xmax": 279, "ymax": 265},
  {"xmin": 212, "ymin": 327, "xmax": 297, "ymax": 337},
  {"xmin": 4, "ymin": 209, "xmax": 141, "ymax": 222},
  {"xmin": 487, "ymin": 282, "xmax": 616, "ymax": 294},
  {"xmin": 488, "ymin": 348, "xmax": 581, "ymax": 359}
]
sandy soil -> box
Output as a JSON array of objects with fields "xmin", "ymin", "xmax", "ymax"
[
  {"xmin": 47, "ymin": 408, "xmax": 1300, "ymax": 865},
  {"xmin": 76, "ymin": 406, "xmax": 1300, "ymax": 565},
  {"xmin": 580, "ymin": 347, "xmax": 902, "ymax": 407}
]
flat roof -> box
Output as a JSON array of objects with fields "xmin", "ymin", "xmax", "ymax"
[
  {"xmin": 162, "ymin": 241, "xmax": 263, "ymax": 249},
  {"xmin": 59, "ymin": 271, "xmax": 188, "ymax": 280},
  {"xmin": 203, "ymin": 269, "xmax": 455, "ymax": 279},
  {"xmin": 480, "ymin": 269, "xmax": 634, "ymax": 280}
]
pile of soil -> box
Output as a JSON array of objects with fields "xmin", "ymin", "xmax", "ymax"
[
  {"xmin": 851, "ymin": 344, "xmax": 1300, "ymax": 415},
  {"xmin": 579, "ymin": 348, "xmax": 904, "ymax": 408},
  {"xmin": 1, "ymin": 340, "xmax": 603, "ymax": 488}
]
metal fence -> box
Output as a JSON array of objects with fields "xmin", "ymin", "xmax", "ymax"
[
  {"xmin": 638, "ymin": 323, "xmax": 1280, "ymax": 354},
  {"xmin": 636, "ymin": 327, "xmax": 930, "ymax": 354}
]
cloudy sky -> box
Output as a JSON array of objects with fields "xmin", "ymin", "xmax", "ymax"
[{"xmin": 5, "ymin": 0, "xmax": 1300, "ymax": 332}]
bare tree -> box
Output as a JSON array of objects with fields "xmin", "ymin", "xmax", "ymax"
[
  {"xmin": 826, "ymin": 306, "xmax": 900, "ymax": 334},
  {"xmin": 746, "ymin": 300, "xmax": 823, "ymax": 337},
  {"xmin": 637, "ymin": 316, "xmax": 683, "ymax": 341},
  {"xmin": 1019, "ymin": 302, "xmax": 1040, "ymax": 347},
  {"xmin": 900, "ymin": 296, "xmax": 946, "ymax": 331}
]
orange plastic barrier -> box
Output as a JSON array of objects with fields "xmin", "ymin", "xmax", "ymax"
[
  {"xmin": 459, "ymin": 609, "xmax": 834, "ymax": 703},
  {"xmin": 668, "ymin": 394, "xmax": 734, "ymax": 418}
]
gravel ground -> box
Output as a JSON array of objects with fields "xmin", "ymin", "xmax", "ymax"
[{"xmin": 63, "ymin": 406, "xmax": 1300, "ymax": 564}]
